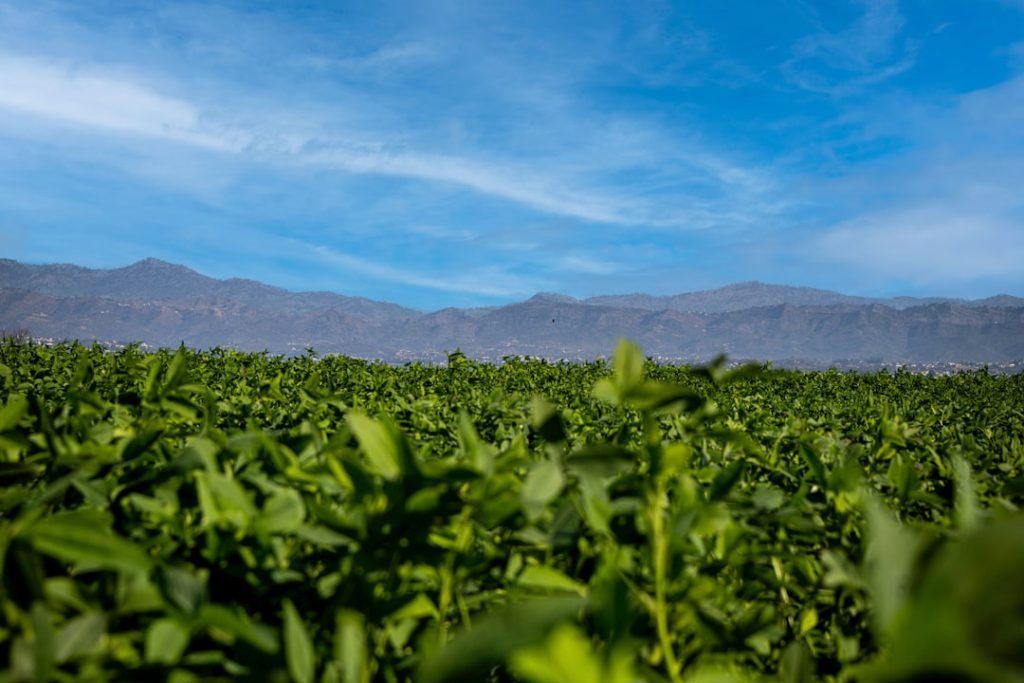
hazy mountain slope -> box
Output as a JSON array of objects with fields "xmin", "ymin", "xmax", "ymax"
[
  {"xmin": 404, "ymin": 300, "xmax": 1024, "ymax": 363},
  {"xmin": 0, "ymin": 288, "xmax": 398, "ymax": 356},
  {"xmin": 0, "ymin": 258, "xmax": 419, "ymax": 320},
  {"xmin": 585, "ymin": 281, "xmax": 1024, "ymax": 313},
  {"xmin": 2, "ymin": 259, "xmax": 1023, "ymax": 363}
]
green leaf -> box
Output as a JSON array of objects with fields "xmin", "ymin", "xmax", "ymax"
[
  {"xmin": 779, "ymin": 641, "xmax": 814, "ymax": 683},
  {"xmin": 626, "ymin": 382, "xmax": 704, "ymax": 413},
  {"xmin": 405, "ymin": 485, "xmax": 446, "ymax": 513},
  {"xmin": 821, "ymin": 550, "xmax": 865, "ymax": 590},
  {"xmin": 145, "ymin": 618, "xmax": 191, "ymax": 665},
  {"xmin": 530, "ymin": 397, "xmax": 567, "ymax": 444},
  {"xmin": 861, "ymin": 495, "xmax": 922, "ymax": 636},
  {"xmin": 118, "ymin": 571, "xmax": 164, "ymax": 613},
  {"xmin": 565, "ymin": 445, "xmax": 635, "ymax": 479},
  {"xmin": 798, "ymin": 440, "xmax": 826, "ymax": 485},
  {"xmin": 458, "ymin": 412, "xmax": 494, "ymax": 476},
  {"xmin": 521, "ymin": 460, "xmax": 564, "ymax": 520},
  {"xmin": 678, "ymin": 668, "xmax": 761, "ymax": 683},
  {"xmin": 517, "ymin": 566, "xmax": 586, "ymax": 596},
  {"xmin": 0, "ymin": 393, "xmax": 28, "ymax": 431},
  {"xmin": 157, "ymin": 566, "xmax": 206, "ymax": 616},
  {"xmin": 31, "ymin": 602, "xmax": 55, "ymax": 683},
  {"xmin": 25, "ymin": 511, "xmax": 152, "ymax": 573},
  {"xmin": 951, "ymin": 454, "xmax": 981, "ymax": 533},
  {"xmin": 418, "ymin": 597, "xmax": 586, "ymax": 683},
  {"xmin": 387, "ymin": 593, "xmax": 439, "ymax": 622},
  {"xmin": 4, "ymin": 537, "xmax": 45, "ymax": 609},
  {"xmin": 162, "ymin": 345, "xmax": 190, "ymax": 394},
  {"xmin": 284, "ymin": 599, "xmax": 316, "ymax": 683},
  {"xmin": 55, "ymin": 612, "xmax": 106, "ymax": 663},
  {"xmin": 510, "ymin": 622, "xmax": 634, "ymax": 683},
  {"xmin": 42, "ymin": 578, "xmax": 90, "ymax": 613},
  {"xmin": 119, "ymin": 428, "xmax": 165, "ymax": 462},
  {"xmin": 294, "ymin": 525, "xmax": 357, "ymax": 549},
  {"xmin": 861, "ymin": 515, "xmax": 1024, "ymax": 682},
  {"xmin": 143, "ymin": 357, "xmax": 163, "ymax": 402},
  {"xmin": 255, "ymin": 489, "xmax": 306, "ymax": 535},
  {"xmin": 750, "ymin": 486, "xmax": 785, "ymax": 511},
  {"xmin": 195, "ymin": 471, "xmax": 256, "ymax": 529},
  {"xmin": 346, "ymin": 412, "xmax": 406, "ymax": 480},
  {"xmin": 797, "ymin": 608, "xmax": 818, "ymax": 637},
  {"xmin": 708, "ymin": 460, "xmax": 746, "ymax": 501},
  {"xmin": 577, "ymin": 475, "xmax": 612, "ymax": 535},
  {"xmin": 592, "ymin": 378, "xmax": 618, "ymax": 404},
  {"xmin": 198, "ymin": 604, "xmax": 278, "ymax": 654},
  {"xmin": 333, "ymin": 610, "xmax": 368, "ymax": 683},
  {"xmin": 612, "ymin": 339, "xmax": 644, "ymax": 396}
]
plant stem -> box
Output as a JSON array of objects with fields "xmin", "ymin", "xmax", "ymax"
[{"xmin": 651, "ymin": 477, "xmax": 683, "ymax": 683}]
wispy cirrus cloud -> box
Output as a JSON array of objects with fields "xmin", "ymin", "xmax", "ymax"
[
  {"xmin": 0, "ymin": 46, "xmax": 600, "ymax": 223},
  {"xmin": 557, "ymin": 255, "xmax": 621, "ymax": 276},
  {"xmin": 0, "ymin": 44, "xmax": 780, "ymax": 231},
  {"xmin": 0, "ymin": 53, "xmax": 237, "ymax": 149},
  {"xmin": 305, "ymin": 242, "xmax": 541, "ymax": 298},
  {"xmin": 782, "ymin": 0, "xmax": 915, "ymax": 95}
]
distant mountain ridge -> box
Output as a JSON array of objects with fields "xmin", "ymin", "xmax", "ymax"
[
  {"xmin": 2, "ymin": 258, "xmax": 1023, "ymax": 364},
  {"xmin": 585, "ymin": 281, "xmax": 1021, "ymax": 313},
  {"xmin": 0, "ymin": 257, "xmax": 419, "ymax": 321}
]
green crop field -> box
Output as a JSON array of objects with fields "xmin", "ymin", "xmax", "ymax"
[{"xmin": 0, "ymin": 340, "xmax": 1022, "ymax": 682}]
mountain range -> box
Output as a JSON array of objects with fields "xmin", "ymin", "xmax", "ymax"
[{"xmin": 2, "ymin": 258, "xmax": 1023, "ymax": 364}]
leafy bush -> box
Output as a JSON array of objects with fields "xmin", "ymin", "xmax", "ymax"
[{"xmin": 0, "ymin": 340, "xmax": 1022, "ymax": 682}]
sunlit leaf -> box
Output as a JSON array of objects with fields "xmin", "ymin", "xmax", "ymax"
[
  {"xmin": 145, "ymin": 617, "xmax": 190, "ymax": 665},
  {"xmin": 333, "ymin": 610, "xmax": 368, "ymax": 683},
  {"xmin": 517, "ymin": 566, "xmax": 587, "ymax": 596},
  {"xmin": 521, "ymin": 459, "xmax": 564, "ymax": 520},
  {"xmin": 284, "ymin": 599, "xmax": 316, "ymax": 683}
]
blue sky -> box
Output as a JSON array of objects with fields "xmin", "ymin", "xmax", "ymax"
[{"xmin": 1, "ymin": 1, "xmax": 1023, "ymax": 309}]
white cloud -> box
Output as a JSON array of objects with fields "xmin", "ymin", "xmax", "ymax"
[
  {"xmin": 302, "ymin": 146, "xmax": 638, "ymax": 224},
  {"xmin": 814, "ymin": 206, "xmax": 1024, "ymax": 284},
  {"xmin": 0, "ymin": 41, "xmax": 780, "ymax": 233},
  {"xmin": 557, "ymin": 254, "xmax": 620, "ymax": 275},
  {"xmin": 305, "ymin": 242, "xmax": 539, "ymax": 298},
  {"xmin": 0, "ymin": 52, "xmax": 732, "ymax": 227},
  {"xmin": 0, "ymin": 53, "xmax": 242, "ymax": 149}
]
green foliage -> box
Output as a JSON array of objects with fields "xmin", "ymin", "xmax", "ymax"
[{"xmin": 0, "ymin": 339, "xmax": 1022, "ymax": 682}]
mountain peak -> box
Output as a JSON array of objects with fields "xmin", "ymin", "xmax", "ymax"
[
  {"xmin": 126, "ymin": 257, "xmax": 193, "ymax": 271},
  {"xmin": 527, "ymin": 292, "xmax": 578, "ymax": 304},
  {"xmin": 720, "ymin": 281, "xmax": 768, "ymax": 289}
]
